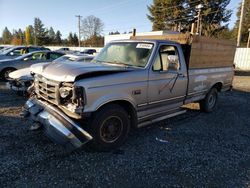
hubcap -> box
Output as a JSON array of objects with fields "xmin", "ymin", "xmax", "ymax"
[
  {"xmin": 208, "ymin": 93, "xmax": 216, "ymax": 108},
  {"xmin": 100, "ymin": 116, "xmax": 123, "ymax": 143}
]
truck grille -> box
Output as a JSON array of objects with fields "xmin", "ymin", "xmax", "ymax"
[{"xmin": 35, "ymin": 75, "xmax": 60, "ymax": 105}]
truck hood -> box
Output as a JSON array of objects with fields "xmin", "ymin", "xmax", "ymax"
[{"xmin": 30, "ymin": 61, "xmax": 132, "ymax": 82}]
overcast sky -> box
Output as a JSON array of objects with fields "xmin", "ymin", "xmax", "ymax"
[{"xmin": 0, "ymin": 0, "xmax": 240, "ymax": 39}]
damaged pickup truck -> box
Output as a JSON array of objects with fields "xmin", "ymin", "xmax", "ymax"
[{"xmin": 22, "ymin": 33, "xmax": 235, "ymax": 151}]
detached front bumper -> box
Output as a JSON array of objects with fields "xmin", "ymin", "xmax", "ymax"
[{"xmin": 22, "ymin": 98, "xmax": 93, "ymax": 150}]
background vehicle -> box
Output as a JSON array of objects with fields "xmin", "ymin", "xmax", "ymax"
[
  {"xmin": 54, "ymin": 53, "xmax": 95, "ymax": 63},
  {"xmin": 81, "ymin": 48, "xmax": 97, "ymax": 55},
  {"xmin": 0, "ymin": 50, "xmax": 64, "ymax": 80},
  {"xmin": 56, "ymin": 47, "xmax": 70, "ymax": 51},
  {"xmin": 8, "ymin": 54, "xmax": 95, "ymax": 93},
  {"xmin": 0, "ymin": 46, "xmax": 13, "ymax": 53},
  {"xmin": 23, "ymin": 34, "xmax": 235, "ymax": 151},
  {"xmin": 0, "ymin": 46, "xmax": 50, "ymax": 60}
]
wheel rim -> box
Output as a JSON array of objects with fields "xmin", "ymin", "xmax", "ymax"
[
  {"xmin": 100, "ymin": 116, "xmax": 123, "ymax": 143},
  {"xmin": 208, "ymin": 92, "xmax": 216, "ymax": 108}
]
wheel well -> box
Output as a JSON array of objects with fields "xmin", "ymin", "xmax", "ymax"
[
  {"xmin": 97, "ymin": 100, "xmax": 138, "ymax": 128},
  {"xmin": 0, "ymin": 67, "xmax": 17, "ymax": 78},
  {"xmin": 212, "ymin": 82, "xmax": 223, "ymax": 92}
]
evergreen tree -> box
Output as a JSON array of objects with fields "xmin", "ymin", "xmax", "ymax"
[
  {"xmin": 55, "ymin": 30, "xmax": 62, "ymax": 45},
  {"xmin": 232, "ymin": 0, "xmax": 250, "ymax": 44},
  {"xmin": 18, "ymin": 29, "xmax": 24, "ymax": 44},
  {"xmin": 2, "ymin": 27, "xmax": 12, "ymax": 44},
  {"xmin": 147, "ymin": 0, "xmax": 232, "ymax": 37},
  {"xmin": 189, "ymin": 0, "xmax": 232, "ymax": 37},
  {"xmin": 68, "ymin": 32, "xmax": 74, "ymax": 46},
  {"xmin": 34, "ymin": 17, "xmax": 47, "ymax": 45},
  {"xmin": 48, "ymin": 27, "xmax": 56, "ymax": 45},
  {"xmin": 147, "ymin": 0, "xmax": 186, "ymax": 31},
  {"xmin": 73, "ymin": 33, "xmax": 79, "ymax": 46}
]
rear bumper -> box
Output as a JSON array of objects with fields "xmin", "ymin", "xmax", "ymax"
[{"xmin": 23, "ymin": 98, "xmax": 92, "ymax": 150}]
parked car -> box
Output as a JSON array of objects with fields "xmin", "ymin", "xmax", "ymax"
[
  {"xmin": 54, "ymin": 54, "xmax": 95, "ymax": 63},
  {"xmin": 81, "ymin": 48, "xmax": 97, "ymax": 55},
  {"xmin": 0, "ymin": 45, "xmax": 12, "ymax": 50},
  {"xmin": 0, "ymin": 50, "xmax": 64, "ymax": 80},
  {"xmin": 0, "ymin": 46, "xmax": 50, "ymax": 60},
  {"xmin": 56, "ymin": 47, "xmax": 70, "ymax": 51},
  {"xmin": 22, "ymin": 34, "xmax": 235, "ymax": 151},
  {"xmin": 8, "ymin": 54, "xmax": 94, "ymax": 93},
  {"xmin": 0, "ymin": 46, "xmax": 13, "ymax": 53}
]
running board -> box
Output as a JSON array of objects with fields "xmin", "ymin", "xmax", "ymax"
[{"xmin": 138, "ymin": 110, "xmax": 187, "ymax": 128}]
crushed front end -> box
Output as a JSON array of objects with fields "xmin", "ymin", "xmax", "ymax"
[{"xmin": 22, "ymin": 74, "xmax": 92, "ymax": 150}]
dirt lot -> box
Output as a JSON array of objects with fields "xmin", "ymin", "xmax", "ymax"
[{"xmin": 0, "ymin": 72, "xmax": 250, "ymax": 187}]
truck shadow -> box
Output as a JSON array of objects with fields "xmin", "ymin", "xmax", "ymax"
[{"xmin": 234, "ymin": 70, "xmax": 250, "ymax": 76}]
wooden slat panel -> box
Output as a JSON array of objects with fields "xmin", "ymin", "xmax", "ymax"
[
  {"xmin": 190, "ymin": 49, "xmax": 236, "ymax": 57},
  {"xmin": 130, "ymin": 34, "xmax": 191, "ymax": 44},
  {"xmin": 190, "ymin": 35, "xmax": 236, "ymax": 68}
]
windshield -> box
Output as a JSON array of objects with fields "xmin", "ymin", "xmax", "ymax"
[
  {"xmin": 0, "ymin": 47, "xmax": 12, "ymax": 54},
  {"xmin": 93, "ymin": 42, "xmax": 154, "ymax": 68},
  {"xmin": 0, "ymin": 47, "xmax": 15, "ymax": 55}
]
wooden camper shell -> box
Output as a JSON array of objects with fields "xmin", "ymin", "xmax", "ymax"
[{"xmin": 131, "ymin": 33, "xmax": 236, "ymax": 69}]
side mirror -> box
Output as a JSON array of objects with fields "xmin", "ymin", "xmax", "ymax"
[{"xmin": 9, "ymin": 52, "xmax": 14, "ymax": 56}]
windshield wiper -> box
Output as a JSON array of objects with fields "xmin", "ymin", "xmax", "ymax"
[{"xmin": 103, "ymin": 61, "xmax": 136, "ymax": 67}]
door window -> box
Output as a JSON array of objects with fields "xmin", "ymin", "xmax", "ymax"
[
  {"xmin": 9, "ymin": 47, "xmax": 27, "ymax": 56},
  {"xmin": 24, "ymin": 52, "xmax": 46, "ymax": 61},
  {"xmin": 153, "ymin": 45, "xmax": 180, "ymax": 72},
  {"xmin": 48, "ymin": 52, "xmax": 63, "ymax": 60}
]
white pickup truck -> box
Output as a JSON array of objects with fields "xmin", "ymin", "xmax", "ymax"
[{"xmin": 22, "ymin": 34, "xmax": 235, "ymax": 151}]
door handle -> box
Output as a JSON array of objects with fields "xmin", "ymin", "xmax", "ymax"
[{"xmin": 178, "ymin": 73, "xmax": 185, "ymax": 77}]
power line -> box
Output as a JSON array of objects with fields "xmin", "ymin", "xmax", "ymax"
[
  {"xmin": 165, "ymin": 9, "xmax": 229, "ymax": 22},
  {"xmin": 155, "ymin": 0, "xmax": 201, "ymax": 11},
  {"xmin": 82, "ymin": 0, "xmax": 148, "ymax": 16}
]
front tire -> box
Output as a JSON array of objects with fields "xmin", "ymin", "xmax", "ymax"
[
  {"xmin": 1, "ymin": 68, "xmax": 16, "ymax": 81},
  {"xmin": 88, "ymin": 104, "xmax": 130, "ymax": 151},
  {"xmin": 200, "ymin": 88, "xmax": 218, "ymax": 113}
]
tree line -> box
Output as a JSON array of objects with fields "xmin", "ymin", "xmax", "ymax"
[
  {"xmin": 147, "ymin": 0, "xmax": 250, "ymax": 45},
  {"xmin": 1, "ymin": 16, "xmax": 104, "ymax": 47},
  {"xmin": 1, "ymin": 1, "xmax": 249, "ymax": 47}
]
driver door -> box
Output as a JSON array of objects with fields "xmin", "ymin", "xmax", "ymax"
[{"xmin": 146, "ymin": 44, "xmax": 188, "ymax": 116}]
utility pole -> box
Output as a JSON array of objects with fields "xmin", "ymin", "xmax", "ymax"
[
  {"xmin": 237, "ymin": 0, "xmax": 245, "ymax": 47},
  {"xmin": 75, "ymin": 15, "xmax": 82, "ymax": 48},
  {"xmin": 247, "ymin": 28, "xmax": 250, "ymax": 48},
  {"xmin": 195, "ymin": 4, "xmax": 203, "ymax": 36}
]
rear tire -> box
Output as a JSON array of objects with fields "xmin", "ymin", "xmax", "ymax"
[
  {"xmin": 88, "ymin": 104, "xmax": 130, "ymax": 151},
  {"xmin": 200, "ymin": 88, "xmax": 218, "ymax": 113}
]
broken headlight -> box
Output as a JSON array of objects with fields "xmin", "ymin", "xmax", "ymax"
[
  {"xmin": 59, "ymin": 87, "xmax": 72, "ymax": 98},
  {"xmin": 72, "ymin": 86, "xmax": 86, "ymax": 107}
]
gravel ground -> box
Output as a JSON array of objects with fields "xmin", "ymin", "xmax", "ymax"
[{"xmin": 0, "ymin": 72, "xmax": 250, "ymax": 187}]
